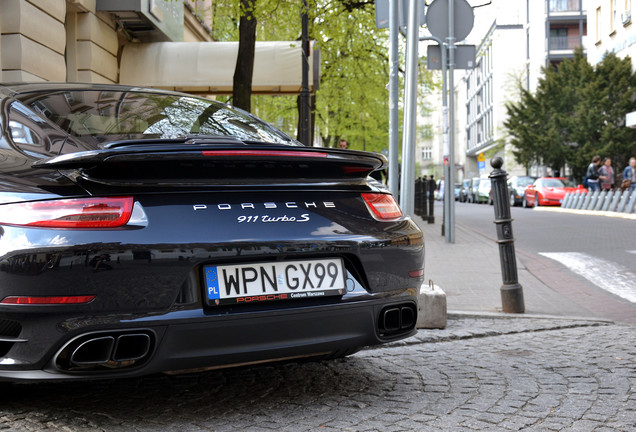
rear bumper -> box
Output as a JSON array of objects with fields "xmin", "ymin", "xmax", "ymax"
[{"xmin": 0, "ymin": 293, "xmax": 417, "ymax": 381}]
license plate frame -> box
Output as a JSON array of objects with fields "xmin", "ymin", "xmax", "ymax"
[{"xmin": 203, "ymin": 258, "xmax": 347, "ymax": 306}]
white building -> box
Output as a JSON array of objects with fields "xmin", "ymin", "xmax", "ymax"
[
  {"xmin": 587, "ymin": 0, "xmax": 634, "ymax": 66},
  {"xmin": 464, "ymin": 19, "xmax": 526, "ymax": 179},
  {"xmin": 587, "ymin": 0, "xmax": 636, "ymax": 129}
]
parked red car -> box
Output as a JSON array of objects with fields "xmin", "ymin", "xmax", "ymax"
[{"xmin": 523, "ymin": 177, "xmax": 586, "ymax": 207}]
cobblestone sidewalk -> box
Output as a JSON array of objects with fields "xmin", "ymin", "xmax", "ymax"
[{"xmin": 1, "ymin": 316, "xmax": 633, "ymax": 432}]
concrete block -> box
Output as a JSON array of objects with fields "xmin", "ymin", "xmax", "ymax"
[{"xmin": 417, "ymin": 281, "xmax": 447, "ymax": 329}]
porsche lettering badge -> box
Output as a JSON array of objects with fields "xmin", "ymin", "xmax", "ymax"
[{"xmin": 193, "ymin": 202, "xmax": 336, "ymax": 211}]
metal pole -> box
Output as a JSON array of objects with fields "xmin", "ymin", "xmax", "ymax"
[
  {"xmin": 445, "ymin": 0, "xmax": 455, "ymax": 243},
  {"xmin": 299, "ymin": 0, "xmax": 311, "ymax": 146},
  {"xmin": 399, "ymin": 0, "xmax": 419, "ymax": 217},
  {"xmin": 388, "ymin": 0, "xmax": 399, "ymax": 198},
  {"xmin": 489, "ymin": 157, "xmax": 525, "ymax": 313},
  {"xmin": 419, "ymin": 34, "xmax": 446, "ymax": 229}
]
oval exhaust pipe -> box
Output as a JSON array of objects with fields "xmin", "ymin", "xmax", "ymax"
[
  {"xmin": 70, "ymin": 336, "xmax": 115, "ymax": 365},
  {"xmin": 113, "ymin": 333, "xmax": 151, "ymax": 362}
]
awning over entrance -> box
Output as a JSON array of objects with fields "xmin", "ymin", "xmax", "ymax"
[{"xmin": 119, "ymin": 41, "xmax": 319, "ymax": 95}]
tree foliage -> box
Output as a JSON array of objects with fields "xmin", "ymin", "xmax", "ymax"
[
  {"xmin": 209, "ymin": 0, "xmax": 435, "ymax": 152},
  {"xmin": 505, "ymin": 49, "xmax": 636, "ymax": 179}
]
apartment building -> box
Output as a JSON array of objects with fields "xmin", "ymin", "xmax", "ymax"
[
  {"xmin": 587, "ymin": 0, "xmax": 636, "ymax": 128},
  {"xmin": 587, "ymin": 0, "xmax": 633, "ymax": 65}
]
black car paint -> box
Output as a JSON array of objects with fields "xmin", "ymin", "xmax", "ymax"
[{"xmin": 0, "ymin": 83, "xmax": 424, "ymax": 381}]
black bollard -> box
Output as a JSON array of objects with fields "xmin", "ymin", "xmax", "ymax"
[
  {"xmin": 427, "ymin": 177, "xmax": 435, "ymax": 224},
  {"xmin": 414, "ymin": 178, "xmax": 423, "ymax": 217},
  {"xmin": 489, "ymin": 157, "xmax": 525, "ymax": 313}
]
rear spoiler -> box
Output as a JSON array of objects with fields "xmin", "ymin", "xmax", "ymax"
[{"xmin": 32, "ymin": 145, "xmax": 387, "ymax": 185}]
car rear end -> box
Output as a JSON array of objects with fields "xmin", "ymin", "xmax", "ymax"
[{"xmin": 0, "ymin": 85, "xmax": 424, "ymax": 381}]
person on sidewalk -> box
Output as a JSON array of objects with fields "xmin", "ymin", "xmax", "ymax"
[
  {"xmin": 623, "ymin": 157, "xmax": 636, "ymax": 191},
  {"xmin": 585, "ymin": 155, "xmax": 602, "ymax": 191},
  {"xmin": 599, "ymin": 157, "xmax": 615, "ymax": 190}
]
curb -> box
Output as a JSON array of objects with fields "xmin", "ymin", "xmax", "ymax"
[
  {"xmin": 446, "ymin": 310, "xmax": 615, "ymax": 323},
  {"xmin": 374, "ymin": 312, "xmax": 614, "ymax": 350},
  {"xmin": 532, "ymin": 206, "xmax": 636, "ymax": 220}
]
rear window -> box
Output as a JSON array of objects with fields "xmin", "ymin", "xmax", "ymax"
[{"xmin": 7, "ymin": 89, "xmax": 294, "ymax": 158}]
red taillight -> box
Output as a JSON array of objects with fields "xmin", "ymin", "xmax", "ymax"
[
  {"xmin": 1, "ymin": 295, "xmax": 96, "ymax": 305},
  {"xmin": 202, "ymin": 150, "xmax": 327, "ymax": 158},
  {"xmin": 0, "ymin": 197, "xmax": 134, "ymax": 228},
  {"xmin": 361, "ymin": 193, "xmax": 403, "ymax": 220}
]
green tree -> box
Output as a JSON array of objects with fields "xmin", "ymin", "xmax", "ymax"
[
  {"xmin": 210, "ymin": 0, "xmax": 436, "ymax": 152},
  {"xmin": 590, "ymin": 53, "xmax": 636, "ymax": 172},
  {"xmin": 505, "ymin": 48, "xmax": 636, "ymax": 179}
]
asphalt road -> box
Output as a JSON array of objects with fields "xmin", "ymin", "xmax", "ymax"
[
  {"xmin": 454, "ymin": 201, "xmax": 636, "ymax": 270},
  {"xmin": 453, "ymin": 201, "xmax": 636, "ymax": 311}
]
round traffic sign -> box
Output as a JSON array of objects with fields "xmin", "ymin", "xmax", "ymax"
[{"xmin": 426, "ymin": 0, "xmax": 475, "ymax": 42}]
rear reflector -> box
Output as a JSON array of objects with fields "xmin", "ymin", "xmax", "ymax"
[
  {"xmin": 409, "ymin": 269, "xmax": 425, "ymax": 278},
  {"xmin": 202, "ymin": 150, "xmax": 327, "ymax": 158},
  {"xmin": 361, "ymin": 193, "xmax": 403, "ymax": 220},
  {"xmin": 1, "ymin": 295, "xmax": 96, "ymax": 305},
  {"xmin": 0, "ymin": 197, "xmax": 134, "ymax": 228}
]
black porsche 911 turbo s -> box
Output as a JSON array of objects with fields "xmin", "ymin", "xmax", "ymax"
[{"xmin": 0, "ymin": 83, "xmax": 424, "ymax": 381}]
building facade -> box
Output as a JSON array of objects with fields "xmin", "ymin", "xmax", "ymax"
[
  {"xmin": 462, "ymin": 0, "xmax": 528, "ymax": 179},
  {"xmin": 0, "ymin": 0, "xmax": 214, "ymax": 84},
  {"xmin": 587, "ymin": 0, "xmax": 633, "ymax": 66},
  {"xmin": 587, "ymin": 0, "xmax": 636, "ymax": 128}
]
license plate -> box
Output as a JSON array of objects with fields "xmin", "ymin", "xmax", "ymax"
[{"xmin": 203, "ymin": 258, "xmax": 346, "ymax": 306}]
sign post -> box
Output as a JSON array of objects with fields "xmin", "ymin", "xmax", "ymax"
[{"xmin": 425, "ymin": 0, "xmax": 474, "ymax": 243}]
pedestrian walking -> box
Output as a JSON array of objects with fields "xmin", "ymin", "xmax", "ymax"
[
  {"xmin": 599, "ymin": 157, "xmax": 615, "ymax": 190},
  {"xmin": 337, "ymin": 139, "xmax": 348, "ymax": 149},
  {"xmin": 585, "ymin": 155, "xmax": 602, "ymax": 191},
  {"xmin": 622, "ymin": 157, "xmax": 636, "ymax": 191}
]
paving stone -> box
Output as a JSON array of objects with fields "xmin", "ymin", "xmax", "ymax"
[{"xmin": 1, "ymin": 318, "xmax": 634, "ymax": 431}]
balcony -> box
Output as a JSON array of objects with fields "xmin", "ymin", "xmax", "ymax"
[
  {"xmin": 548, "ymin": 35, "xmax": 585, "ymax": 51},
  {"xmin": 548, "ymin": 0, "xmax": 582, "ymax": 13}
]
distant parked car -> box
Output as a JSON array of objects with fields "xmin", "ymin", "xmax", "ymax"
[
  {"xmin": 523, "ymin": 177, "xmax": 586, "ymax": 207},
  {"xmin": 508, "ymin": 176, "xmax": 537, "ymax": 207},
  {"xmin": 475, "ymin": 178, "xmax": 491, "ymax": 204},
  {"xmin": 454, "ymin": 183, "xmax": 461, "ymax": 201},
  {"xmin": 459, "ymin": 179, "xmax": 471, "ymax": 202},
  {"xmin": 467, "ymin": 177, "xmax": 481, "ymax": 203}
]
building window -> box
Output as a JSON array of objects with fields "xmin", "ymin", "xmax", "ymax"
[
  {"xmin": 549, "ymin": 0, "xmax": 580, "ymax": 13},
  {"xmin": 422, "ymin": 147, "xmax": 432, "ymax": 160},
  {"xmin": 550, "ymin": 28, "xmax": 569, "ymax": 49},
  {"xmin": 612, "ymin": 0, "xmax": 618, "ymax": 32},
  {"xmin": 623, "ymin": 0, "xmax": 632, "ymax": 25}
]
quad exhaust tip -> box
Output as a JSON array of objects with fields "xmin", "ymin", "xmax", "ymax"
[
  {"xmin": 378, "ymin": 304, "xmax": 417, "ymax": 336},
  {"xmin": 56, "ymin": 330, "xmax": 154, "ymax": 372}
]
